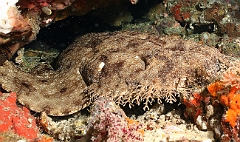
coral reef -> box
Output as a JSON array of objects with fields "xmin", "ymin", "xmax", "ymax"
[
  {"xmin": 0, "ymin": 92, "xmax": 40, "ymax": 141},
  {"xmin": 165, "ymin": 0, "xmax": 240, "ymax": 37},
  {"xmin": 0, "ymin": 0, "xmax": 124, "ymax": 64},
  {"xmin": 207, "ymin": 62, "xmax": 240, "ymax": 141},
  {"xmin": 0, "ymin": 0, "xmax": 40, "ymax": 64},
  {"xmin": 88, "ymin": 96, "xmax": 143, "ymax": 142},
  {"xmin": 182, "ymin": 89, "xmax": 223, "ymax": 138},
  {"xmin": 1, "ymin": 0, "xmax": 240, "ymax": 141},
  {"xmin": 0, "ymin": 31, "xmax": 232, "ymax": 116},
  {"xmin": 144, "ymin": 0, "xmax": 240, "ymax": 57},
  {"xmin": 38, "ymin": 111, "xmax": 88, "ymax": 141},
  {"xmin": 1, "ymin": 0, "xmax": 240, "ymax": 65},
  {"xmin": 138, "ymin": 103, "xmax": 215, "ymax": 141},
  {"xmin": 183, "ymin": 93, "xmax": 205, "ymax": 123},
  {"xmin": 36, "ymin": 97, "xmax": 216, "ymax": 141},
  {"xmin": 37, "ymin": 96, "xmax": 143, "ymax": 141},
  {"xmin": 0, "ymin": 0, "xmax": 70, "ymax": 64}
]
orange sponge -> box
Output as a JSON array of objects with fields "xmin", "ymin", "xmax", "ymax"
[
  {"xmin": 208, "ymin": 81, "xmax": 240, "ymax": 127},
  {"xmin": 207, "ymin": 81, "xmax": 224, "ymax": 97},
  {"xmin": 225, "ymin": 109, "xmax": 237, "ymax": 127}
]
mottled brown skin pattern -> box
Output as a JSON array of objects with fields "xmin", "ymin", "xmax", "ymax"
[{"xmin": 0, "ymin": 31, "xmax": 231, "ymax": 116}]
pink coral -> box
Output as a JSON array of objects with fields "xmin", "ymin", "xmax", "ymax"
[
  {"xmin": 88, "ymin": 97, "xmax": 144, "ymax": 142},
  {"xmin": 221, "ymin": 63, "xmax": 240, "ymax": 89},
  {"xmin": 0, "ymin": 92, "xmax": 39, "ymax": 140}
]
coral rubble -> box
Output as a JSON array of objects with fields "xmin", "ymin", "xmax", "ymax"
[
  {"xmin": 38, "ymin": 111, "xmax": 88, "ymax": 141},
  {"xmin": 0, "ymin": 31, "xmax": 232, "ymax": 116},
  {"xmin": 138, "ymin": 103, "xmax": 215, "ymax": 141}
]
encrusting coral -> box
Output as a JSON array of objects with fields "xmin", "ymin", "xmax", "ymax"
[
  {"xmin": 88, "ymin": 96, "xmax": 144, "ymax": 142},
  {"xmin": 208, "ymin": 63, "xmax": 240, "ymax": 127},
  {"xmin": 207, "ymin": 62, "xmax": 240, "ymax": 140},
  {"xmin": 0, "ymin": 92, "xmax": 39, "ymax": 141},
  {"xmin": 0, "ymin": 31, "xmax": 233, "ymax": 116}
]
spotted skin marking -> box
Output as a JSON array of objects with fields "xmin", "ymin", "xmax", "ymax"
[{"xmin": 0, "ymin": 31, "xmax": 232, "ymax": 116}]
